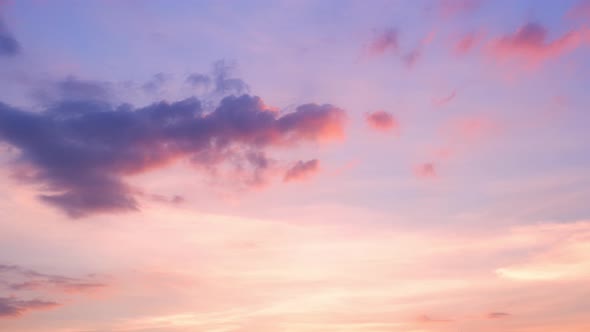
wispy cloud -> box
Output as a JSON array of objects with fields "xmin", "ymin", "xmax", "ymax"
[
  {"xmin": 488, "ymin": 22, "xmax": 589, "ymax": 67},
  {"xmin": 0, "ymin": 297, "xmax": 59, "ymax": 318}
]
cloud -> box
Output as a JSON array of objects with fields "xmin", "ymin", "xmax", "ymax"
[
  {"xmin": 0, "ymin": 264, "xmax": 105, "ymax": 319},
  {"xmin": 184, "ymin": 61, "xmax": 248, "ymax": 98},
  {"xmin": 0, "ymin": 92, "xmax": 345, "ymax": 217},
  {"xmin": 32, "ymin": 76, "xmax": 113, "ymax": 104},
  {"xmin": 454, "ymin": 32, "xmax": 483, "ymax": 55},
  {"xmin": 566, "ymin": 0, "xmax": 590, "ymax": 21},
  {"xmin": 211, "ymin": 60, "xmax": 249, "ymax": 95},
  {"xmin": 0, "ymin": 264, "xmax": 106, "ymax": 294},
  {"xmin": 489, "ymin": 22, "xmax": 589, "ymax": 67},
  {"xmin": 0, "ymin": 297, "xmax": 59, "ymax": 318},
  {"xmin": 0, "ymin": 17, "xmax": 19, "ymax": 57},
  {"xmin": 432, "ymin": 90, "xmax": 456, "ymax": 107},
  {"xmin": 283, "ymin": 159, "xmax": 320, "ymax": 182},
  {"xmin": 446, "ymin": 115, "xmax": 496, "ymax": 141},
  {"xmin": 402, "ymin": 49, "xmax": 421, "ymax": 68},
  {"xmin": 487, "ymin": 312, "xmax": 510, "ymax": 319},
  {"xmin": 414, "ymin": 162, "xmax": 437, "ymax": 179},
  {"xmin": 367, "ymin": 28, "xmax": 398, "ymax": 56},
  {"xmin": 365, "ymin": 110, "xmax": 398, "ymax": 133},
  {"xmin": 142, "ymin": 73, "xmax": 169, "ymax": 94},
  {"xmin": 186, "ymin": 73, "xmax": 212, "ymax": 89}
]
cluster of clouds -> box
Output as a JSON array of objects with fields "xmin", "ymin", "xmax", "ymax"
[
  {"xmin": 367, "ymin": 0, "xmax": 590, "ymax": 69},
  {"xmin": 0, "ymin": 265, "xmax": 105, "ymax": 318},
  {"xmin": 0, "ymin": 89, "xmax": 345, "ymax": 217},
  {"xmin": 0, "ymin": 11, "xmax": 347, "ymax": 219},
  {"xmin": 0, "ymin": 32, "xmax": 346, "ymax": 218},
  {"xmin": 1, "ymin": 1, "xmax": 590, "ymax": 219}
]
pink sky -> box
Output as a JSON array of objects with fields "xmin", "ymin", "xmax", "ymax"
[{"xmin": 1, "ymin": 1, "xmax": 590, "ymax": 331}]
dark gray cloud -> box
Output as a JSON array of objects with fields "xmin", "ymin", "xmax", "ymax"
[{"xmin": 0, "ymin": 91, "xmax": 345, "ymax": 217}]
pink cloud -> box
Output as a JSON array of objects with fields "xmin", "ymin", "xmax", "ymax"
[
  {"xmin": 402, "ymin": 49, "xmax": 421, "ymax": 68},
  {"xmin": 365, "ymin": 110, "xmax": 399, "ymax": 133},
  {"xmin": 566, "ymin": 0, "xmax": 590, "ymax": 21},
  {"xmin": 447, "ymin": 115, "xmax": 497, "ymax": 142},
  {"xmin": 487, "ymin": 312, "xmax": 511, "ymax": 319},
  {"xmin": 0, "ymin": 297, "xmax": 60, "ymax": 318},
  {"xmin": 367, "ymin": 28, "xmax": 398, "ymax": 56},
  {"xmin": 455, "ymin": 32, "xmax": 484, "ymax": 55},
  {"xmin": 489, "ymin": 22, "xmax": 590, "ymax": 67},
  {"xmin": 283, "ymin": 159, "xmax": 320, "ymax": 182},
  {"xmin": 414, "ymin": 162, "xmax": 437, "ymax": 179}
]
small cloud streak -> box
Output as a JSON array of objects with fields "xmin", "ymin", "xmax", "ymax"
[
  {"xmin": 365, "ymin": 110, "xmax": 399, "ymax": 133},
  {"xmin": 433, "ymin": 90, "xmax": 457, "ymax": 107},
  {"xmin": 0, "ymin": 264, "xmax": 107, "ymax": 294},
  {"xmin": 284, "ymin": 159, "xmax": 320, "ymax": 182},
  {"xmin": 487, "ymin": 312, "xmax": 511, "ymax": 319}
]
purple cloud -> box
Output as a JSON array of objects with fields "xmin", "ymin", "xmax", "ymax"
[
  {"xmin": 0, "ymin": 88, "xmax": 345, "ymax": 217},
  {"xmin": 0, "ymin": 297, "xmax": 59, "ymax": 318},
  {"xmin": 0, "ymin": 18, "xmax": 20, "ymax": 57}
]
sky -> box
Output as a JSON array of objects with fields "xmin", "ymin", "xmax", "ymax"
[{"xmin": 1, "ymin": 0, "xmax": 590, "ymax": 331}]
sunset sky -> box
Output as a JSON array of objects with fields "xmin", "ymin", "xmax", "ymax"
[{"xmin": 1, "ymin": 0, "xmax": 590, "ymax": 331}]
